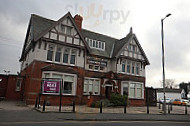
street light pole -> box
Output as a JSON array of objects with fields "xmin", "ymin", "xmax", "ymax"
[{"xmin": 161, "ymin": 13, "xmax": 171, "ymax": 115}]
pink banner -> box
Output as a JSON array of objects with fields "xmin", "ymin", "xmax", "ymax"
[{"xmin": 43, "ymin": 80, "xmax": 60, "ymax": 94}]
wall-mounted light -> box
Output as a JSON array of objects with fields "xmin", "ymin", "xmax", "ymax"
[{"xmin": 0, "ymin": 79, "xmax": 2, "ymax": 82}]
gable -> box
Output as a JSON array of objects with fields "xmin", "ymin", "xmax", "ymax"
[
  {"xmin": 114, "ymin": 33, "xmax": 149, "ymax": 65},
  {"xmin": 120, "ymin": 38, "xmax": 145, "ymax": 61},
  {"xmin": 36, "ymin": 12, "xmax": 89, "ymax": 51}
]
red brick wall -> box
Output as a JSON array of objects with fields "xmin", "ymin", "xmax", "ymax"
[
  {"xmin": 21, "ymin": 60, "xmax": 146, "ymax": 106},
  {"xmin": 5, "ymin": 75, "xmax": 23, "ymax": 100},
  {"xmin": 0, "ymin": 75, "xmax": 8, "ymax": 98}
]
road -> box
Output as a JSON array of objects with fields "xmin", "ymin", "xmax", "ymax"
[{"xmin": 1, "ymin": 121, "xmax": 190, "ymax": 126}]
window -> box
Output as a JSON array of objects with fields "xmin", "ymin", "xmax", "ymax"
[
  {"xmin": 16, "ymin": 78, "xmax": 22, "ymax": 91},
  {"xmin": 127, "ymin": 61, "xmax": 131, "ymax": 73},
  {"xmin": 132, "ymin": 62, "xmax": 135, "ymax": 74},
  {"xmin": 43, "ymin": 72, "xmax": 76, "ymax": 95},
  {"xmin": 44, "ymin": 73, "xmax": 50, "ymax": 78},
  {"xmin": 122, "ymin": 82, "xmax": 128, "ymax": 95},
  {"xmin": 122, "ymin": 64, "xmax": 125, "ymax": 72},
  {"xmin": 87, "ymin": 38, "xmax": 105, "ymax": 50},
  {"xmin": 94, "ymin": 66, "xmax": 99, "ymax": 71},
  {"xmin": 66, "ymin": 27, "xmax": 72, "ymax": 35},
  {"xmin": 102, "ymin": 42, "xmax": 105, "ymax": 49},
  {"xmin": 136, "ymin": 63, "xmax": 140, "ymax": 75},
  {"xmin": 89, "ymin": 65, "xmax": 93, "ymax": 69},
  {"xmin": 122, "ymin": 81, "xmax": 144, "ymax": 99},
  {"xmin": 89, "ymin": 39, "xmax": 93, "ymax": 47},
  {"xmin": 70, "ymin": 49, "xmax": 76, "ymax": 64},
  {"xmin": 83, "ymin": 78, "xmax": 100, "ymax": 95},
  {"xmin": 132, "ymin": 45, "xmax": 136, "ymax": 52},
  {"xmin": 96, "ymin": 41, "xmax": 98, "ymax": 48},
  {"xmin": 61, "ymin": 25, "xmax": 66, "ymax": 33},
  {"xmin": 136, "ymin": 84, "xmax": 142, "ymax": 98},
  {"xmin": 61, "ymin": 25, "xmax": 72, "ymax": 35},
  {"xmin": 63, "ymin": 75, "xmax": 74, "ymax": 94},
  {"xmin": 93, "ymin": 40, "xmax": 96, "ymax": 47},
  {"xmin": 129, "ymin": 83, "xmax": 135, "ymax": 98},
  {"xmin": 100, "ymin": 66, "xmax": 104, "ymax": 71},
  {"xmin": 47, "ymin": 44, "xmax": 54, "ymax": 61},
  {"xmin": 55, "ymin": 47, "xmax": 62, "ymax": 62},
  {"xmin": 63, "ymin": 48, "xmax": 70, "ymax": 63}
]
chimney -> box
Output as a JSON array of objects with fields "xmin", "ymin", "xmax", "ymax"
[{"xmin": 74, "ymin": 14, "xmax": 83, "ymax": 31}]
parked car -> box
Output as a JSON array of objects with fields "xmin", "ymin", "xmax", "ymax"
[
  {"xmin": 172, "ymin": 99, "xmax": 188, "ymax": 105},
  {"xmin": 181, "ymin": 99, "xmax": 189, "ymax": 105},
  {"xmin": 172, "ymin": 99, "xmax": 181, "ymax": 105},
  {"xmin": 159, "ymin": 98, "xmax": 171, "ymax": 103}
]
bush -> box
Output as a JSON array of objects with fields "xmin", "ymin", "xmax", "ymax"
[
  {"xmin": 110, "ymin": 93, "xmax": 128, "ymax": 106},
  {"xmin": 91, "ymin": 99, "xmax": 111, "ymax": 108}
]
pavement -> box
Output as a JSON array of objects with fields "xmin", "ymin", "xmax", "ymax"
[{"xmin": 0, "ymin": 100, "xmax": 190, "ymax": 123}]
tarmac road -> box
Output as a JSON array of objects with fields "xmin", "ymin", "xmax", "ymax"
[{"xmin": 1, "ymin": 120, "xmax": 190, "ymax": 126}]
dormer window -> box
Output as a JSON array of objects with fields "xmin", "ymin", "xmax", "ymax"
[{"xmin": 86, "ymin": 37, "xmax": 105, "ymax": 50}]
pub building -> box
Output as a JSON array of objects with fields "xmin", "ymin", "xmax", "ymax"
[{"xmin": 19, "ymin": 12, "xmax": 149, "ymax": 106}]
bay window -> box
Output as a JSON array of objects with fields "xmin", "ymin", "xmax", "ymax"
[
  {"xmin": 55, "ymin": 47, "xmax": 62, "ymax": 62},
  {"xmin": 63, "ymin": 48, "xmax": 69, "ymax": 63},
  {"xmin": 70, "ymin": 49, "xmax": 76, "ymax": 65}
]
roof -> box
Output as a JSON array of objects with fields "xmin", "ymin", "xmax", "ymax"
[
  {"xmin": 81, "ymin": 29, "xmax": 118, "ymax": 58},
  {"xmin": 21, "ymin": 12, "xmax": 149, "ymax": 64},
  {"xmin": 156, "ymin": 88, "xmax": 182, "ymax": 93},
  {"xmin": 31, "ymin": 14, "xmax": 55, "ymax": 41}
]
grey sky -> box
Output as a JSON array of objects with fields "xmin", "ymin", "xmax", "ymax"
[{"xmin": 0, "ymin": 0, "xmax": 190, "ymax": 88}]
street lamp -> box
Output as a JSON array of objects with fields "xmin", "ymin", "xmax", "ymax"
[
  {"xmin": 4, "ymin": 70, "xmax": 10, "ymax": 75},
  {"xmin": 161, "ymin": 13, "xmax": 171, "ymax": 115}
]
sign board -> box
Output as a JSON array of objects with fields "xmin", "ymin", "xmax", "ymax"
[
  {"xmin": 42, "ymin": 80, "xmax": 60, "ymax": 94},
  {"xmin": 87, "ymin": 59, "xmax": 107, "ymax": 66}
]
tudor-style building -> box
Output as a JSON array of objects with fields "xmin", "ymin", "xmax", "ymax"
[{"xmin": 20, "ymin": 12, "xmax": 149, "ymax": 106}]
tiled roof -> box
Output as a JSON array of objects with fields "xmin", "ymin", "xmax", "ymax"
[{"xmin": 22, "ymin": 13, "xmax": 149, "ymax": 64}]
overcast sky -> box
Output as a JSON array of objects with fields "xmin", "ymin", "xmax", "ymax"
[{"xmin": 0, "ymin": 0, "xmax": 190, "ymax": 88}]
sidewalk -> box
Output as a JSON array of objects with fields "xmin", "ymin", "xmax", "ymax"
[{"xmin": 0, "ymin": 101, "xmax": 190, "ymax": 123}]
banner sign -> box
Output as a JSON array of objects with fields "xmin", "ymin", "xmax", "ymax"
[{"xmin": 42, "ymin": 80, "xmax": 60, "ymax": 94}]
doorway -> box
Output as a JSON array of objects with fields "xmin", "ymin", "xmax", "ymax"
[{"xmin": 105, "ymin": 86, "xmax": 112, "ymax": 99}]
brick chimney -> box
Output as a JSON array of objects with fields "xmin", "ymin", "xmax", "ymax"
[{"xmin": 74, "ymin": 14, "xmax": 83, "ymax": 31}]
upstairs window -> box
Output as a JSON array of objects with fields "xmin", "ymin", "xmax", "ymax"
[
  {"xmin": 86, "ymin": 38, "xmax": 105, "ymax": 50},
  {"xmin": 136, "ymin": 63, "xmax": 140, "ymax": 75},
  {"xmin": 61, "ymin": 25, "xmax": 72, "ymax": 35},
  {"xmin": 132, "ymin": 62, "xmax": 135, "ymax": 74},
  {"xmin": 63, "ymin": 48, "xmax": 70, "ymax": 63},
  {"xmin": 122, "ymin": 64, "xmax": 125, "ymax": 72},
  {"xmin": 55, "ymin": 47, "xmax": 62, "ymax": 62},
  {"xmin": 47, "ymin": 44, "xmax": 54, "ymax": 61},
  {"xmin": 70, "ymin": 49, "xmax": 77, "ymax": 65},
  {"xmin": 127, "ymin": 61, "xmax": 131, "ymax": 73}
]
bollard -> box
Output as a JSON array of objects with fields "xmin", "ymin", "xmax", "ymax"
[
  {"xmin": 170, "ymin": 103, "xmax": 172, "ymax": 111},
  {"xmin": 185, "ymin": 105, "xmax": 187, "ymax": 115},
  {"xmin": 38, "ymin": 97, "xmax": 40, "ymax": 108},
  {"xmin": 159, "ymin": 103, "xmax": 161, "ymax": 109},
  {"xmin": 100, "ymin": 101, "xmax": 102, "ymax": 113},
  {"xmin": 168, "ymin": 104, "xmax": 170, "ymax": 114},
  {"xmin": 162, "ymin": 103, "xmax": 164, "ymax": 111},
  {"xmin": 124, "ymin": 102, "xmax": 127, "ymax": 114},
  {"xmin": 147, "ymin": 104, "xmax": 149, "ymax": 114},
  {"xmin": 35, "ymin": 97, "xmax": 38, "ymax": 108},
  {"xmin": 42, "ymin": 100, "xmax": 46, "ymax": 112},
  {"xmin": 72, "ymin": 101, "xmax": 75, "ymax": 113}
]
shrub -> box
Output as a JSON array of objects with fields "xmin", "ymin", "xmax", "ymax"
[
  {"xmin": 110, "ymin": 93, "xmax": 128, "ymax": 106},
  {"xmin": 91, "ymin": 99, "xmax": 110, "ymax": 108}
]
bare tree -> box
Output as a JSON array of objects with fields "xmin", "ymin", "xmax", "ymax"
[{"xmin": 160, "ymin": 79, "xmax": 175, "ymax": 88}]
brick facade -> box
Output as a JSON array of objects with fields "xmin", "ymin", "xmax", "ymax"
[{"xmin": 20, "ymin": 60, "xmax": 146, "ymax": 106}]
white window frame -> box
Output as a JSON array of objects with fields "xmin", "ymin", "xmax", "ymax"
[
  {"xmin": 42, "ymin": 71, "xmax": 77, "ymax": 96},
  {"xmin": 15, "ymin": 78, "xmax": 22, "ymax": 91},
  {"xmin": 83, "ymin": 77, "xmax": 100, "ymax": 95},
  {"xmin": 121, "ymin": 81, "xmax": 144, "ymax": 99}
]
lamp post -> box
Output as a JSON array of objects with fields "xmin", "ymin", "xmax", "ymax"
[
  {"xmin": 3, "ymin": 70, "xmax": 10, "ymax": 75},
  {"xmin": 161, "ymin": 13, "xmax": 171, "ymax": 115}
]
